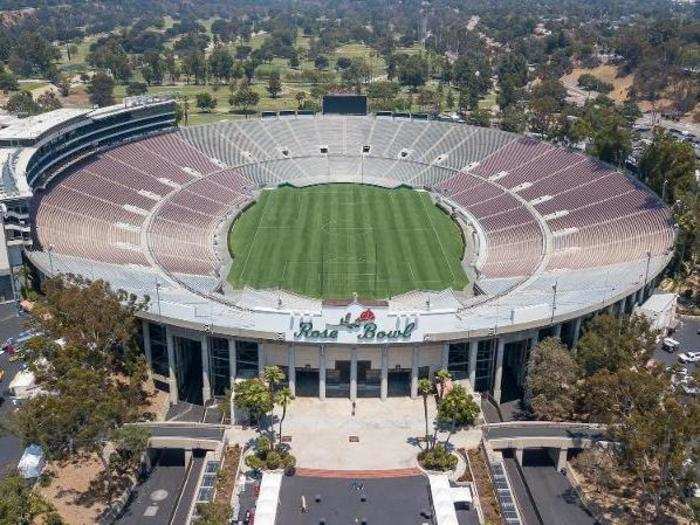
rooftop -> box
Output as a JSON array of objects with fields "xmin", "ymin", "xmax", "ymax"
[
  {"xmin": 276, "ymin": 474, "xmax": 446, "ymax": 524},
  {"xmin": 0, "ymin": 108, "xmax": 89, "ymax": 142}
]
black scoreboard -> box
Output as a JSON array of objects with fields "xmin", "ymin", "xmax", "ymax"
[{"xmin": 322, "ymin": 95, "xmax": 368, "ymax": 115}]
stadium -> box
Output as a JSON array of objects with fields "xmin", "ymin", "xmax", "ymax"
[{"xmin": 0, "ymin": 97, "xmax": 676, "ymax": 407}]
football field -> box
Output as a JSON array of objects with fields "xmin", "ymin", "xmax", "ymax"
[{"xmin": 227, "ymin": 184, "xmax": 469, "ymax": 299}]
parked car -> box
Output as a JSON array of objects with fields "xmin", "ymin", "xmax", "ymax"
[
  {"xmin": 678, "ymin": 352, "xmax": 700, "ymax": 363},
  {"xmin": 662, "ymin": 337, "xmax": 680, "ymax": 353},
  {"xmin": 681, "ymin": 381, "xmax": 699, "ymax": 396}
]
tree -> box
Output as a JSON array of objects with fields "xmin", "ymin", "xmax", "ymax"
[
  {"xmin": 397, "ymin": 54, "xmax": 429, "ymax": 90},
  {"xmin": 0, "ymin": 65, "xmax": 18, "ymax": 91},
  {"xmin": 207, "ymin": 45, "xmax": 234, "ymax": 83},
  {"xmin": 4, "ymin": 91, "xmax": 40, "ymax": 116},
  {"xmin": 87, "ymin": 72, "xmax": 115, "ymax": 107},
  {"xmin": 436, "ymin": 384, "xmax": 479, "ymax": 446},
  {"xmin": 336, "ymin": 56, "xmax": 352, "ymax": 70},
  {"xmin": 266, "ymin": 71, "xmax": 282, "ymax": 98},
  {"xmin": 0, "ymin": 471, "xmax": 58, "ymax": 524},
  {"xmin": 195, "ymin": 91, "xmax": 217, "ymax": 112},
  {"xmin": 639, "ymin": 129, "xmax": 696, "ymax": 205},
  {"xmin": 295, "ymin": 91, "xmax": 306, "ymax": 109},
  {"xmin": 229, "ymin": 80, "xmax": 259, "ymax": 113},
  {"xmin": 445, "ymin": 90, "xmax": 455, "ymax": 110},
  {"xmin": 141, "ymin": 52, "xmax": 166, "ymax": 85},
  {"xmin": 182, "ymin": 51, "xmax": 207, "ymax": 84},
  {"xmin": 37, "ymin": 91, "xmax": 62, "ymax": 111},
  {"xmin": 418, "ymin": 378, "xmax": 433, "ymax": 449},
  {"xmin": 341, "ymin": 58, "xmax": 372, "ymax": 94},
  {"xmin": 524, "ymin": 337, "xmax": 578, "ymax": 421},
  {"xmin": 8, "ymin": 31, "xmax": 60, "ymax": 78},
  {"xmin": 126, "ymin": 82, "xmax": 148, "ymax": 96},
  {"xmin": 275, "ymin": 387, "xmax": 293, "ymax": 441},
  {"xmin": 314, "ymin": 55, "xmax": 329, "ymax": 69},
  {"xmin": 233, "ymin": 378, "xmax": 273, "ymax": 425},
  {"xmin": 500, "ymin": 104, "xmax": 528, "ymax": 133},
  {"xmin": 588, "ymin": 111, "xmax": 632, "ymax": 166},
  {"xmin": 468, "ymin": 107, "xmax": 491, "ymax": 127},
  {"xmin": 56, "ymin": 75, "xmax": 71, "ymax": 97},
  {"xmin": 263, "ymin": 365, "xmax": 285, "ymax": 391},
  {"xmin": 416, "ymin": 88, "xmax": 436, "ymax": 113},
  {"xmin": 27, "ymin": 276, "xmax": 148, "ymax": 361},
  {"xmin": 575, "ymin": 314, "xmax": 657, "ymax": 377},
  {"xmin": 105, "ymin": 426, "xmax": 150, "ymax": 501},
  {"xmin": 577, "ymin": 366, "xmax": 699, "ymax": 521}
]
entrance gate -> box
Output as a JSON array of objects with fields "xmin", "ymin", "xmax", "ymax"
[{"xmin": 174, "ymin": 336, "xmax": 203, "ymax": 405}]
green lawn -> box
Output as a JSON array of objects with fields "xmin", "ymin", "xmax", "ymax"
[{"xmin": 227, "ymin": 184, "xmax": 468, "ymax": 299}]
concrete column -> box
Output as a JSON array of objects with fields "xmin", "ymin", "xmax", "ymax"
[
  {"xmin": 528, "ymin": 331, "xmax": 539, "ymax": 349},
  {"xmin": 165, "ymin": 326, "xmax": 178, "ymax": 404},
  {"xmin": 441, "ymin": 343, "xmax": 449, "ymax": 370},
  {"xmin": 380, "ymin": 345, "xmax": 388, "ymax": 401},
  {"xmin": 184, "ymin": 449, "xmax": 192, "ymax": 466},
  {"xmin": 228, "ymin": 338, "xmax": 236, "ymax": 389},
  {"xmin": 410, "ymin": 345, "xmax": 419, "ymax": 399},
  {"xmin": 350, "ymin": 347, "xmax": 358, "ymax": 401},
  {"xmin": 318, "ymin": 345, "xmax": 326, "ymax": 401},
  {"xmin": 635, "ymin": 288, "xmax": 643, "ymax": 305},
  {"xmin": 257, "ymin": 342, "xmax": 265, "ymax": 376},
  {"xmin": 552, "ymin": 323, "xmax": 562, "ymax": 338},
  {"xmin": 572, "ymin": 317, "xmax": 582, "ymax": 347},
  {"xmin": 468, "ymin": 340, "xmax": 478, "ymax": 388},
  {"xmin": 200, "ymin": 334, "xmax": 211, "ymax": 402},
  {"xmin": 492, "ymin": 338, "xmax": 505, "ymax": 404},
  {"xmin": 556, "ymin": 448, "xmax": 568, "ymax": 471},
  {"xmin": 287, "ymin": 345, "xmax": 296, "ymax": 397},
  {"xmin": 515, "ymin": 448, "xmax": 524, "ymax": 465},
  {"xmin": 142, "ymin": 320, "xmax": 152, "ymax": 371}
]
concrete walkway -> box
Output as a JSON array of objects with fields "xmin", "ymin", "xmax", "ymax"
[{"xmin": 232, "ymin": 397, "xmax": 482, "ymax": 470}]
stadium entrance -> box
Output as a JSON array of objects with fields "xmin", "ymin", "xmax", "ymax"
[
  {"xmin": 174, "ymin": 336, "xmax": 203, "ymax": 405},
  {"xmin": 296, "ymin": 367, "xmax": 320, "ymax": 397}
]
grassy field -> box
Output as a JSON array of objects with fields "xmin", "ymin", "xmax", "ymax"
[{"xmin": 227, "ymin": 184, "xmax": 468, "ymax": 299}]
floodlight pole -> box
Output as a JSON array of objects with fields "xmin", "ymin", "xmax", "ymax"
[
  {"xmin": 155, "ymin": 279, "xmax": 162, "ymax": 317},
  {"xmin": 550, "ymin": 281, "xmax": 558, "ymax": 324},
  {"xmin": 642, "ymin": 249, "xmax": 652, "ymax": 297}
]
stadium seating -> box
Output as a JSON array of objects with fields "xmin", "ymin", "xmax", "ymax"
[{"xmin": 30, "ymin": 115, "xmax": 674, "ymax": 316}]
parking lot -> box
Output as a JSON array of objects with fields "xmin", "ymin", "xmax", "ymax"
[
  {"xmin": 653, "ymin": 315, "xmax": 700, "ymax": 368},
  {"xmin": 0, "ymin": 302, "xmax": 29, "ymax": 476},
  {"xmin": 653, "ymin": 315, "xmax": 699, "ymax": 395}
]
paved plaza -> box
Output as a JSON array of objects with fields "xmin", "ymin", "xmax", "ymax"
[{"xmin": 236, "ymin": 397, "xmax": 482, "ymax": 470}]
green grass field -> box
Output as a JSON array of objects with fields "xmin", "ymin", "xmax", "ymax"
[{"xmin": 227, "ymin": 184, "xmax": 468, "ymax": 299}]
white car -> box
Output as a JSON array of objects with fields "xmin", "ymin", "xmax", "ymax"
[{"xmin": 678, "ymin": 352, "xmax": 700, "ymax": 363}]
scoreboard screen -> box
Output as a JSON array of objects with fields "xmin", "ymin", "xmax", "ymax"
[{"xmin": 322, "ymin": 95, "xmax": 368, "ymax": 115}]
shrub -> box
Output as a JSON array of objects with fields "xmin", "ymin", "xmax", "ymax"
[
  {"xmin": 244, "ymin": 436, "xmax": 295, "ymax": 472},
  {"xmin": 418, "ymin": 444, "xmax": 458, "ymax": 471}
]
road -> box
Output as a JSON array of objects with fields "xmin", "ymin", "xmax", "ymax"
[
  {"xmin": 114, "ymin": 449, "xmax": 190, "ymax": 525},
  {"xmin": 484, "ymin": 425, "xmax": 605, "ymax": 441},
  {"xmin": 503, "ymin": 454, "xmax": 542, "ymax": 525},
  {"xmin": 146, "ymin": 425, "xmax": 225, "ymax": 441},
  {"xmin": 519, "ymin": 449, "xmax": 595, "ymax": 525}
]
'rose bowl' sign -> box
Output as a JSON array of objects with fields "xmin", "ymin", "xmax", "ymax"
[{"xmin": 293, "ymin": 308, "xmax": 416, "ymax": 341}]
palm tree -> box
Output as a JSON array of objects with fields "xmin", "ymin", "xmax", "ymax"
[
  {"xmin": 275, "ymin": 387, "xmax": 294, "ymax": 441},
  {"xmin": 418, "ymin": 378, "xmax": 433, "ymax": 449},
  {"xmin": 435, "ymin": 368, "xmax": 452, "ymax": 403},
  {"xmin": 263, "ymin": 365, "xmax": 285, "ymax": 392},
  {"xmin": 431, "ymin": 369, "xmax": 452, "ymax": 446}
]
